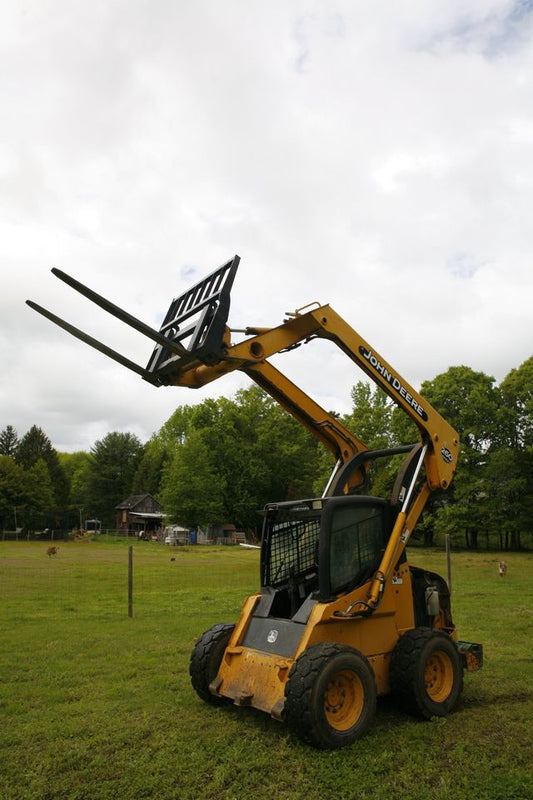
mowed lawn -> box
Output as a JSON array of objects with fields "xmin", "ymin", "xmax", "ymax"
[{"xmin": 0, "ymin": 540, "xmax": 532, "ymax": 800}]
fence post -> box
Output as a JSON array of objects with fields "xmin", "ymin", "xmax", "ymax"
[
  {"xmin": 446, "ymin": 534, "xmax": 452, "ymax": 596},
  {"xmin": 128, "ymin": 545, "xmax": 133, "ymax": 618}
]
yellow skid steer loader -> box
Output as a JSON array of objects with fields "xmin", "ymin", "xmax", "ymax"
[{"xmin": 28, "ymin": 255, "xmax": 482, "ymax": 749}]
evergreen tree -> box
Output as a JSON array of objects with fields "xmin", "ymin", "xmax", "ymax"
[
  {"xmin": 0, "ymin": 425, "xmax": 19, "ymax": 457},
  {"xmin": 15, "ymin": 425, "xmax": 69, "ymax": 506},
  {"xmin": 88, "ymin": 432, "xmax": 144, "ymax": 526}
]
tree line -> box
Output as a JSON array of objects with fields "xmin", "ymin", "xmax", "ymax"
[
  {"xmin": 1, "ymin": 355, "xmax": 531, "ymax": 550},
  {"xmin": 0, "ymin": 424, "xmax": 144, "ymax": 534}
]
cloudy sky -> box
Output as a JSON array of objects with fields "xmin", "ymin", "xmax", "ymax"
[{"xmin": 2, "ymin": 0, "xmax": 533, "ymax": 453}]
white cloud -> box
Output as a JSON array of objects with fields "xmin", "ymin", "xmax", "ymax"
[{"xmin": 1, "ymin": 0, "xmax": 532, "ymax": 450}]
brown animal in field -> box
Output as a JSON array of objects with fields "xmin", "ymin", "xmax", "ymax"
[{"xmin": 47, "ymin": 546, "xmax": 59, "ymax": 557}]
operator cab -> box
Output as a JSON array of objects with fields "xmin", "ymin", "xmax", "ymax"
[
  {"xmin": 255, "ymin": 444, "xmax": 424, "ymax": 624},
  {"xmin": 258, "ymin": 495, "xmax": 392, "ymax": 620}
]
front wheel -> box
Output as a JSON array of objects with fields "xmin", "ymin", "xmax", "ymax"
[
  {"xmin": 189, "ymin": 622, "xmax": 235, "ymax": 705},
  {"xmin": 390, "ymin": 627, "xmax": 463, "ymax": 719},
  {"xmin": 284, "ymin": 642, "xmax": 377, "ymax": 749}
]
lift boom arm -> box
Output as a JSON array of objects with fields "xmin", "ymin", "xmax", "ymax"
[
  {"xmin": 26, "ymin": 253, "xmax": 459, "ymax": 505},
  {"xmin": 165, "ymin": 302, "xmax": 458, "ymax": 492}
]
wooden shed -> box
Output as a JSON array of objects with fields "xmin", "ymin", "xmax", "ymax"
[{"xmin": 115, "ymin": 494, "xmax": 164, "ymax": 538}]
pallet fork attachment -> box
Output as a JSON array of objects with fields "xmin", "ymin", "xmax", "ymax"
[{"xmin": 26, "ymin": 255, "xmax": 240, "ymax": 386}]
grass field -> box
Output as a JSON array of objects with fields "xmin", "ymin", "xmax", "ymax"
[{"xmin": 1, "ymin": 541, "xmax": 532, "ymax": 800}]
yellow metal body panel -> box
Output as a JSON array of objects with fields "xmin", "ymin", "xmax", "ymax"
[
  {"xmin": 296, "ymin": 564, "xmax": 416, "ymax": 696},
  {"xmin": 214, "ymin": 561, "xmax": 417, "ymax": 712},
  {"xmin": 217, "ymin": 648, "xmax": 293, "ymax": 715}
]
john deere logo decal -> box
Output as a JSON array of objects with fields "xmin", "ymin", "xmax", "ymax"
[{"xmin": 359, "ymin": 346, "xmax": 428, "ymax": 421}]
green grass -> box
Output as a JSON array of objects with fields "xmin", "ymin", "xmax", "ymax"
[{"xmin": 0, "ymin": 541, "xmax": 532, "ymax": 800}]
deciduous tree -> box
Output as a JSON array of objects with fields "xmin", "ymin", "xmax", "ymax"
[
  {"xmin": 131, "ymin": 441, "xmax": 169, "ymax": 498},
  {"xmin": 159, "ymin": 388, "xmax": 320, "ymax": 534},
  {"xmin": 499, "ymin": 356, "xmax": 533, "ymax": 450},
  {"xmin": 344, "ymin": 382, "xmax": 394, "ymax": 450},
  {"xmin": 59, "ymin": 451, "xmax": 93, "ymax": 521},
  {"xmin": 24, "ymin": 458, "xmax": 55, "ymax": 531},
  {"xmin": 160, "ymin": 428, "xmax": 225, "ymax": 528},
  {"xmin": 0, "ymin": 456, "xmax": 27, "ymax": 529}
]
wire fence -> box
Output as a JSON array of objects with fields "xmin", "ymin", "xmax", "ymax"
[{"xmin": 0, "ymin": 538, "xmax": 256, "ymax": 627}]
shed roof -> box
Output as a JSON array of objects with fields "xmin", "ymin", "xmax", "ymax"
[{"xmin": 115, "ymin": 493, "xmax": 162, "ymax": 511}]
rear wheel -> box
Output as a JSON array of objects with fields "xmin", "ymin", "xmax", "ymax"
[
  {"xmin": 284, "ymin": 642, "xmax": 376, "ymax": 749},
  {"xmin": 390, "ymin": 627, "xmax": 463, "ymax": 719},
  {"xmin": 189, "ymin": 623, "xmax": 235, "ymax": 705}
]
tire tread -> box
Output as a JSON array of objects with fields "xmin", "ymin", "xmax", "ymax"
[
  {"xmin": 284, "ymin": 642, "xmax": 376, "ymax": 748},
  {"xmin": 390, "ymin": 627, "xmax": 463, "ymax": 719},
  {"xmin": 189, "ymin": 622, "xmax": 234, "ymax": 705}
]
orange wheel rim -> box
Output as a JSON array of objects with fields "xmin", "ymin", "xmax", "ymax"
[
  {"xmin": 425, "ymin": 651, "xmax": 454, "ymax": 702},
  {"xmin": 323, "ymin": 670, "xmax": 364, "ymax": 731}
]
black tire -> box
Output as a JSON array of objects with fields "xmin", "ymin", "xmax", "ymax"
[
  {"xmin": 284, "ymin": 642, "xmax": 377, "ymax": 749},
  {"xmin": 390, "ymin": 627, "xmax": 463, "ymax": 719},
  {"xmin": 189, "ymin": 623, "xmax": 235, "ymax": 705}
]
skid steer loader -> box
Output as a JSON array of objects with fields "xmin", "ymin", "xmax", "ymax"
[{"xmin": 27, "ymin": 255, "xmax": 482, "ymax": 749}]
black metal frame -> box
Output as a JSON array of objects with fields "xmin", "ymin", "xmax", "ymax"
[
  {"xmin": 26, "ymin": 255, "xmax": 240, "ymax": 386},
  {"xmin": 145, "ymin": 255, "xmax": 239, "ymax": 381},
  {"xmin": 324, "ymin": 444, "xmax": 416, "ymax": 498},
  {"xmin": 318, "ymin": 495, "xmax": 392, "ymax": 601},
  {"xmin": 260, "ymin": 500, "xmax": 322, "ymax": 587}
]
